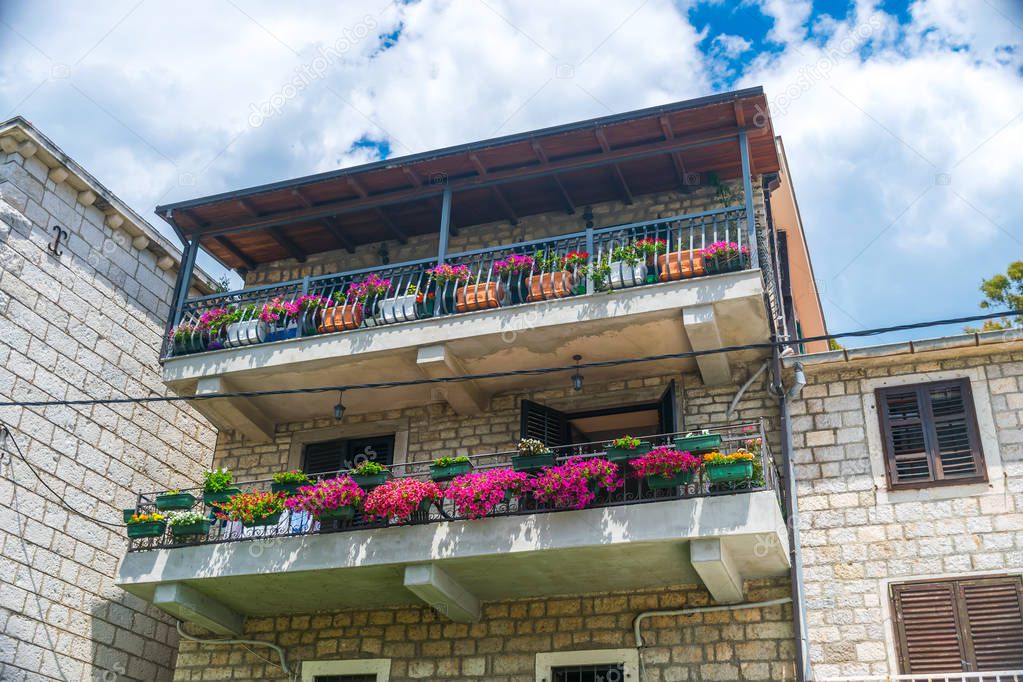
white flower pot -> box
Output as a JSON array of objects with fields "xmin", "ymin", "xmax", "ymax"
[
  {"xmin": 224, "ymin": 319, "xmax": 268, "ymax": 347},
  {"xmin": 608, "ymin": 261, "xmax": 647, "ymax": 289},
  {"xmin": 376, "ymin": 294, "xmax": 419, "ymax": 324}
]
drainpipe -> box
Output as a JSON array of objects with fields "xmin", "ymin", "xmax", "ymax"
[
  {"xmin": 772, "ymin": 346, "xmax": 813, "ymax": 682},
  {"xmin": 175, "ymin": 622, "xmax": 293, "ymax": 678}
]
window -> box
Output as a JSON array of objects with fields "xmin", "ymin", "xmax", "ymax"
[
  {"xmin": 301, "ymin": 659, "xmax": 390, "ymax": 681},
  {"xmin": 536, "ymin": 649, "xmax": 639, "ymax": 682},
  {"xmin": 552, "ymin": 664, "xmax": 626, "ymax": 682},
  {"xmin": 891, "ymin": 576, "xmax": 1023, "ymax": 673},
  {"xmin": 314, "ymin": 677, "xmax": 376, "ymax": 682},
  {"xmin": 302, "ymin": 435, "xmax": 395, "ymax": 476},
  {"xmin": 876, "ymin": 379, "xmax": 986, "ymax": 489}
]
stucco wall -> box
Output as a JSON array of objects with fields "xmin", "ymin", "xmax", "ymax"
[
  {"xmin": 0, "ymin": 147, "xmax": 217, "ymax": 681},
  {"xmin": 788, "ymin": 348, "xmax": 1023, "ymax": 678}
]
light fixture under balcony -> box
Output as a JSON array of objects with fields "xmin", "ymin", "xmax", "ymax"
[
  {"xmin": 334, "ymin": 392, "xmax": 346, "ymax": 421},
  {"xmin": 571, "ymin": 355, "xmax": 584, "ymax": 392}
]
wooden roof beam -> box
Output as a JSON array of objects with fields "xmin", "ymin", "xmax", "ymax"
[
  {"xmin": 405, "ymin": 167, "xmax": 460, "ymax": 236},
  {"xmin": 214, "ymin": 235, "xmax": 256, "ymax": 271},
  {"xmin": 469, "ymin": 154, "xmax": 519, "ymax": 225},
  {"xmin": 595, "ymin": 129, "xmax": 633, "ymax": 205},
  {"xmin": 349, "ymin": 179, "xmax": 410, "ymax": 243},
  {"xmin": 267, "ymin": 226, "xmax": 306, "ymax": 263},
  {"xmin": 293, "ymin": 188, "xmax": 356, "ymax": 253},
  {"xmin": 531, "ymin": 142, "xmax": 575, "ymax": 214},
  {"xmin": 659, "ymin": 115, "xmax": 692, "ymax": 192}
]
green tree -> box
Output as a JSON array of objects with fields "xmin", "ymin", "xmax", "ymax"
[{"xmin": 967, "ymin": 260, "xmax": 1023, "ymax": 331}]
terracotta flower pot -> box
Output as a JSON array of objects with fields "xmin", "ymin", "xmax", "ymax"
[
  {"xmin": 318, "ymin": 304, "xmax": 363, "ymax": 333},
  {"xmin": 526, "ymin": 271, "xmax": 576, "ymax": 301},
  {"xmin": 455, "ymin": 282, "xmax": 505, "ymax": 312},
  {"xmin": 657, "ymin": 251, "xmax": 705, "ymax": 280}
]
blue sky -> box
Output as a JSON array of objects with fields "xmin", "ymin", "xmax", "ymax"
[{"xmin": 1, "ymin": 0, "xmax": 1021, "ymax": 346}]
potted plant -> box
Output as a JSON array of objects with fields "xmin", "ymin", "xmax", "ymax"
[
  {"xmin": 125, "ymin": 512, "xmax": 167, "ymax": 539},
  {"xmin": 294, "ymin": 294, "xmax": 331, "ymax": 335},
  {"xmin": 493, "ymin": 254, "xmax": 534, "ymax": 305},
  {"xmin": 199, "ymin": 306, "xmax": 234, "ymax": 351},
  {"xmin": 346, "ymin": 274, "xmax": 392, "ymax": 327},
  {"xmin": 377, "ymin": 283, "xmax": 423, "ymax": 324},
  {"xmin": 363, "ymin": 478, "xmax": 443, "ymax": 523},
  {"xmin": 702, "ymin": 241, "xmax": 750, "ymax": 274},
  {"xmin": 202, "ymin": 468, "xmax": 241, "ymax": 507},
  {"xmin": 261, "ymin": 296, "xmax": 302, "ymax": 342},
  {"xmin": 527, "ymin": 251, "xmax": 576, "ymax": 301},
  {"xmin": 657, "ymin": 248, "xmax": 705, "ymax": 281},
  {"xmin": 169, "ymin": 323, "xmax": 206, "ymax": 356},
  {"xmin": 271, "ymin": 470, "xmax": 311, "ymax": 497},
  {"xmin": 607, "ymin": 243, "xmax": 647, "ymax": 289},
  {"xmin": 215, "ymin": 490, "xmax": 286, "ymax": 527},
  {"xmin": 444, "ymin": 468, "xmax": 529, "ymax": 519},
  {"xmin": 284, "ymin": 475, "xmax": 366, "ymax": 521},
  {"xmin": 167, "ymin": 510, "xmax": 212, "ymax": 539},
  {"xmin": 427, "ymin": 263, "xmax": 474, "ymax": 314},
  {"xmin": 453, "ymin": 268, "xmax": 505, "ymax": 313},
  {"xmin": 560, "ymin": 251, "xmax": 590, "ymax": 295},
  {"xmin": 511, "ymin": 438, "xmax": 556, "ymax": 472},
  {"xmin": 524, "ymin": 457, "xmax": 623, "ymax": 509},
  {"xmin": 415, "ymin": 288, "xmax": 436, "ymax": 317},
  {"xmin": 702, "ymin": 449, "xmax": 756, "ymax": 484},
  {"xmin": 223, "ymin": 305, "xmax": 268, "ymax": 348},
  {"xmin": 635, "ymin": 237, "xmax": 667, "ymax": 282},
  {"xmin": 674, "ymin": 430, "xmax": 722, "ymax": 454},
  {"xmin": 155, "ymin": 489, "xmax": 197, "ymax": 511},
  {"xmin": 631, "ymin": 446, "xmax": 702, "ymax": 489},
  {"xmin": 605, "ymin": 435, "xmax": 652, "ymax": 463},
  {"xmin": 429, "ymin": 455, "xmax": 473, "ymax": 482},
  {"xmin": 348, "ymin": 460, "xmax": 392, "ymax": 489},
  {"xmin": 122, "ymin": 508, "xmax": 137, "ymax": 523},
  {"xmin": 320, "ymin": 291, "xmax": 364, "ymax": 332}
]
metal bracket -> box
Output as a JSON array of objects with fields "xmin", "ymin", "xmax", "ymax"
[{"xmin": 48, "ymin": 225, "xmax": 69, "ymax": 256}]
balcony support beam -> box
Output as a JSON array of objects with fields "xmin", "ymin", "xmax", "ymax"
[
  {"xmin": 437, "ymin": 187, "xmax": 452, "ymax": 265},
  {"xmin": 153, "ymin": 582, "xmax": 243, "ymax": 635},
  {"xmin": 738, "ymin": 129, "xmax": 759, "ymax": 268},
  {"xmin": 682, "ymin": 305, "xmax": 731, "ymax": 385},
  {"xmin": 416, "ymin": 345, "xmax": 488, "ymax": 415},
  {"xmin": 404, "ymin": 564, "xmax": 480, "ymax": 623},
  {"xmin": 196, "ymin": 376, "xmax": 274, "ymax": 443},
  {"xmin": 690, "ymin": 538, "xmax": 744, "ymax": 604}
]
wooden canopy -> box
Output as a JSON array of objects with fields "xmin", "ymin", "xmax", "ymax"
[{"xmin": 157, "ymin": 87, "xmax": 779, "ymax": 271}]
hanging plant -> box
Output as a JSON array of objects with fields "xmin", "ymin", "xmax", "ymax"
[
  {"xmin": 524, "ymin": 457, "xmax": 623, "ymax": 509},
  {"xmin": 363, "ymin": 478, "xmax": 444, "ymax": 522},
  {"xmin": 444, "ymin": 468, "xmax": 530, "ymax": 519},
  {"xmin": 284, "ymin": 476, "xmax": 366, "ymax": 520}
]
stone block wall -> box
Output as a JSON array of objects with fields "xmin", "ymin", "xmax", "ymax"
[
  {"xmin": 0, "ymin": 143, "xmax": 217, "ymax": 680},
  {"xmin": 171, "ymin": 578, "xmax": 795, "ymax": 681},
  {"xmin": 788, "ymin": 348, "xmax": 1023, "ymax": 677}
]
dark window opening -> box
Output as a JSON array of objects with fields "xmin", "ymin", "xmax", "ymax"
[
  {"xmin": 302, "ymin": 435, "xmax": 395, "ymax": 476},
  {"xmin": 552, "ymin": 664, "xmax": 626, "ymax": 682},
  {"xmin": 314, "ymin": 676, "xmax": 377, "ymax": 682}
]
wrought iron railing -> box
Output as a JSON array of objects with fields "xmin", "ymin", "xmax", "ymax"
[
  {"xmin": 125, "ymin": 421, "xmax": 776, "ymax": 552},
  {"xmin": 162, "ymin": 206, "xmax": 755, "ymax": 358},
  {"xmin": 818, "ymin": 673, "xmax": 1023, "ymax": 682}
]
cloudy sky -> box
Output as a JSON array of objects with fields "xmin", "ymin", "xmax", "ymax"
[{"xmin": 1, "ymin": 0, "xmax": 1021, "ymax": 344}]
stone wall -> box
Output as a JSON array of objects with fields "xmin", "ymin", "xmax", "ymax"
[
  {"xmin": 0, "ymin": 143, "xmax": 217, "ymax": 680},
  {"xmin": 788, "ymin": 347, "xmax": 1023, "ymax": 678},
  {"xmin": 244, "ymin": 181, "xmax": 750, "ymax": 286},
  {"xmin": 171, "ymin": 578, "xmax": 795, "ymax": 681}
]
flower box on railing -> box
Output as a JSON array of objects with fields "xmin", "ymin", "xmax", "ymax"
[
  {"xmin": 644, "ymin": 470, "xmax": 693, "ymax": 489},
  {"xmin": 657, "ymin": 251, "xmax": 705, "ymax": 280},
  {"xmin": 318, "ymin": 506, "xmax": 356, "ymax": 522},
  {"xmin": 511, "ymin": 452, "xmax": 556, "ymax": 472},
  {"xmin": 203, "ymin": 486, "xmax": 241, "ymax": 507},
  {"xmin": 527, "ymin": 271, "xmax": 576, "ymax": 301},
  {"xmin": 241, "ymin": 511, "xmax": 282, "ymax": 528},
  {"xmin": 429, "ymin": 460, "xmax": 473, "ymax": 482},
  {"xmin": 155, "ymin": 492, "xmax": 197, "ymax": 511},
  {"xmin": 705, "ymin": 460, "xmax": 754, "ymax": 483},
  {"xmin": 350, "ymin": 471, "xmax": 392, "ymax": 489},
  {"xmin": 266, "ymin": 321, "xmax": 299, "ymax": 342},
  {"xmin": 605, "ymin": 441, "xmax": 652, "ymax": 462},
  {"xmin": 169, "ymin": 519, "xmax": 212, "ymax": 538},
  {"xmin": 127, "ymin": 520, "xmax": 166, "ymax": 539},
  {"xmin": 674, "ymin": 433, "xmax": 721, "ymax": 454},
  {"xmin": 224, "ymin": 319, "xmax": 268, "ymax": 348},
  {"xmin": 456, "ymin": 282, "xmax": 505, "ymax": 312},
  {"xmin": 608, "ymin": 261, "xmax": 648, "ymax": 289},
  {"xmin": 377, "ymin": 294, "xmax": 420, "ymax": 324},
  {"xmin": 318, "ymin": 304, "xmax": 363, "ymax": 333}
]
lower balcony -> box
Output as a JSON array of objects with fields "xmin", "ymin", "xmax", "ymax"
[{"xmin": 116, "ymin": 424, "xmax": 789, "ymax": 635}]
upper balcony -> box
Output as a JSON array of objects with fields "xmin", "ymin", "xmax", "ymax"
[{"xmin": 156, "ymin": 88, "xmax": 785, "ymax": 441}]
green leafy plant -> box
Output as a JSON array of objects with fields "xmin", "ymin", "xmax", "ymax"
[
  {"xmin": 433, "ymin": 455, "xmax": 471, "ymax": 467},
  {"xmin": 610, "ymin": 243, "xmax": 642, "ymax": 266},
  {"xmin": 202, "ymin": 468, "xmax": 234, "ymax": 493},
  {"xmin": 214, "ymin": 491, "xmax": 286, "ymax": 524},
  {"xmin": 351, "ymin": 460, "xmax": 387, "ymax": 476},
  {"xmin": 966, "ymin": 260, "xmax": 1023, "ymax": 331},
  {"xmin": 517, "ymin": 438, "xmax": 551, "ymax": 456},
  {"xmin": 272, "ymin": 470, "xmax": 311, "ymax": 485},
  {"xmin": 167, "ymin": 511, "xmax": 207, "ymax": 527},
  {"xmin": 609, "ymin": 435, "xmax": 642, "ymax": 450}
]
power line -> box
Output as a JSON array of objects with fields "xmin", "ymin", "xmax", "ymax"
[{"xmin": 0, "ymin": 310, "xmax": 1019, "ymax": 410}]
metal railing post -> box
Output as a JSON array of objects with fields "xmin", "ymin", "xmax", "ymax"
[
  {"xmin": 171, "ymin": 238, "xmax": 200, "ymax": 328},
  {"xmin": 738, "ymin": 129, "xmax": 759, "ymax": 269}
]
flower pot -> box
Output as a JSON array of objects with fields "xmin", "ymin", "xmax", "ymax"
[
  {"xmin": 377, "ymin": 294, "xmax": 419, "ymax": 324},
  {"xmin": 605, "ymin": 441, "xmax": 652, "ymax": 463},
  {"xmin": 512, "ymin": 452, "xmax": 556, "ymax": 472},
  {"xmin": 673, "ymin": 434, "xmax": 722, "ymax": 454},
  {"xmin": 122, "ymin": 509, "xmax": 137, "ymax": 524},
  {"xmin": 224, "ymin": 319, "xmax": 268, "ymax": 348},
  {"xmin": 455, "ymin": 282, "xmax": 505, "ymax": 312},
  {"xmin": 350, "ymin": 472, "xmax": 392, "ymax": 489},
  {"xmin": 504, "ymin": 273, "xmax": 529, "ymax": 305},
  {"xmin": 608, "ymin": 261, "xmax": 648, "ymax": 289},
  {"xmin": 169, "ymin": 519, "xmax": 212, "ymax": 538},
  {"xmin": 705, "ymin": 460, "xmax": 754, "ymax": 484},
  {"xmin": 126, "ymin": 520, "xmax": 166, "ymax": 539},
  {"xmin": 429, "ymin": 461, "xmax": 473, "ymax": 482},
  {"xmin": 644, "ymin": 470, "xmax": 693, "ymax": 489},
  {"xmin": 318, "ymin": 304, "xmax": 363, "ymax": 333},
  {"xmin": 155, "ymin": 492, "xmax": 197, "ymax": 511},
  {"xmin": 172, "ymin": 334, "xmax": 206, "ymax": 356},
  {"xmin": 241, "ymin": 511, "xmax": 282, "ymax": 528},
  {"xmin": 657, "ymin": 251, "xmax": 706, "ymax": 280},
  {"xmin": 705, "ymin": 253, "xmax": 749, "ymax": 275},
  {"xmin": 266, "ymin": 322, "xmax": 299, "ymax": 342},
  {"xmin": 362, "ymin": 296, "xmax": 382, "ymax": 327},
  {"xmin": 318, "ymin": 506, "xmax": 356, "ymax": 521},
  {"xmin": 271, "ymin": 481, "xmax": 306, "ymax": 497},
  {"xmin": 527, "ymin": 271, "xmax": 576, "ymax": 301},
  {"xmin": 417, "ymin": 298, "xmax": 436, "ymax": 317},
  {"xmin": 203, "ymin": 487, "xmax": 241, "ymax": 507}
]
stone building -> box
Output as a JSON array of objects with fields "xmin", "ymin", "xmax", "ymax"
[
  {"xmin": 0, "ymin": 118, "xmax": 217, "ymax": 680},
  {"xmin": 785, "ymin": 334, "xmax": 1023, "ymax": 679}
]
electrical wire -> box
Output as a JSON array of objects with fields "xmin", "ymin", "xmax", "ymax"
[{"xmin": 0, "ymin": 309, "xmax": 1018, "ymax": 409}]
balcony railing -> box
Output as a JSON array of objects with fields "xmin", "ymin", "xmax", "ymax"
[
  {"xmin": 163, "ymin": 206, "xmax": 754, "ymax": 358},
  {"xmin": 818, "ymin": 673, "xmax": 1023, "ymax": 682},
  {"xmin": 125, "ymin": 421, "xmax": 777, "ymax": 552}
]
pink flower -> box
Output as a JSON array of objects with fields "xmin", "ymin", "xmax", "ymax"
[
  {"xmin": 701, "ymin": 241, "xmax": 750, "ymax": 259},
  {"xmin": 493, "ymin": 254, "xmax": 534, "ymax": 275},
  {"xmin": 363, "ymin": 478, "xmax": 443, "ymax": 522},
  {"xmin": 427, "ymin": 263, "xmax": 473, "ymax": 284},
  {"xmin": 284, "ymin": 476, "xmax": 365, "ymax": 517},
  {"xmin": 346, "ymin": 274, "xmax": 393, "ymax": 302},
  {"xmin": 525, "ymin": 457, "xmax": 623, "ymax": 509},
  {"xmin": 445, "ymin": 468, "xmax": 529, "ymax": 519},
  {"xmin": 630, "ymin": 447, "xmax": 701, "ymax": 479}
]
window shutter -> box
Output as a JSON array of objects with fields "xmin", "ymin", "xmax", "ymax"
[
  {"xmin": 346, "ymin": 436, "xmax": 394, "ymax": 469},
  {"xmin": 303, "ymin": 435, "xmax": 395, "ymax": 475},
  {"xmin": 892, "ymin": 581, "xmax": 967, "ymax": 673},
  {"xmin": 520, "ymin": 400, "xmax": 569, "ymax": 447},
  {"xmin": 960, "ymin": 577, "xmax": 1023, "ymax": 670},
  {"xmin": 926, "ymin": 383, "xmax": 979, "ymax": 479},
  {"xmin": 657, "ymin": 380, "xmax": 678, "ymax": 434},
  {"xmin": 879, "ymin": 388, "xmax": 932, "ymax": 484},
  {"xmin": 303, "ymin": 438, "xmax": 346, "ymax": 475}
]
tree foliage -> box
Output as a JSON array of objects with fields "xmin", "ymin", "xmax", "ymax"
[{"xmin": 967, "ymin": 260, "xmax": 1023, "ymax": 331}]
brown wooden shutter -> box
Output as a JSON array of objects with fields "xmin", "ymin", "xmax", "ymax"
[
  {"xmin": 892, "ymin": 576, "xmax": 1023, "ymax": 673},
  {"xmin": 520, "ymin": 399, "xmax": 569, "ymax": 447},
  {"xmin": 877, "ymin": 379, "xmax": 985, "ymax": 489}
]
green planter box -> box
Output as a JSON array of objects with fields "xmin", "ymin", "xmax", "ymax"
[
  {"xmin": 126, "ymin": 520, "xmax": 166, "ymax": 539},
  {"xmin": 705, "ymin": 460, "xmax": 754, "ymax": 484},
  {"xmin": 318, "ymin": 506, "xmax": 356, "ymax": 522},
  {"xmin": 155, "ymin": 492, "xmax": 197, "ymax": 511},
  {"xmin": 350, "ymin": 472, "xmax": 392, "ymax": 489},
  {"xmin": 122, "ymin": 509, "xmax": 137, "ymax": 523},
  {"xmin": 429, "ymin": 461, "xmax": 472, "ymax": 481},
  {"xmin": 674, "ymin": 434, "xmax": 722, "ymax": 454},
  {"xmin": 203, "ymin": 487, "xmax": 241, "ymax": 507},
  {"xmin": 512, "ymin": 453, "xmax": 556, "ymax": 472},
  {"xmin": 169, "ymin": 519, "xmax": 212, "ymax": 538},
  {"xmin": 644, "ymin": 470, "xmax": 693, "ymax": 489},
  {"xmin": 241, "ymin": 511, "xmax": 282, "ymax": 528},
  {"xmin": 605, "ymin": 441, "xmax": 652, "ymax": 463},
  {"xmin": 271, "ymin": 481, "xmax": 308, "ymax": 497}
]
